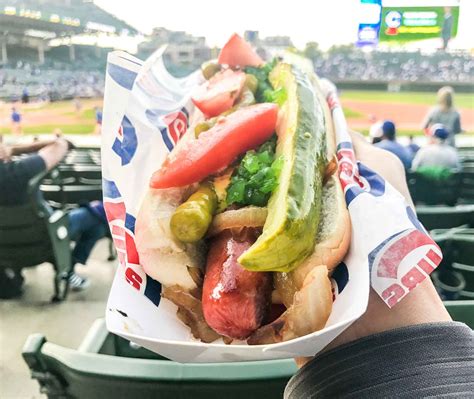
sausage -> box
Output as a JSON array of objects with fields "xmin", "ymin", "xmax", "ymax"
[{"xmin": 202, "ymin": 229, "xmax": 272, "ymax": 340}]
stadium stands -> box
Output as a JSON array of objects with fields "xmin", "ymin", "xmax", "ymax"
[
  {"xmin": 0, "ymin": 0, "xmax": 131, "ymax": 101},
  {"xmin": 0, "ymin": 63, "xmax": 104, "ymax": 101},
  {"xmin": 314, "ymin": 48, "xmax": 474, "ymax": 84}
]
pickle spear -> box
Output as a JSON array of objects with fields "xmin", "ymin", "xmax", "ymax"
[{"xmin": 238, "ymin": 63, "xmax": 327, "ymax": 273}]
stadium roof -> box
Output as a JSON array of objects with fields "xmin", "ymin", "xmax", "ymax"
[{"xmin": 0, "ymin": 0, "xmax": 138, "ymax": 38}]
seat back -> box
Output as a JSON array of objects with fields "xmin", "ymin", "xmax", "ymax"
[
  {"xmin": 433, "ymin": 229, "xmax": 474, "ymax": 299},
  {"xmin": 23, "ymin": 332, "xmax": 297, "ymax": 399},
  {"xmin": 450, "ymin": 234, "xmax": 474, "ymax": 296},
  {"xmin": 459, "ymin": 170, "xmax": 474, "ymax": 203},
  {"xmin": 407, "ymin": 171, "xmax": 461, "ymax": 206},
  {"xmin": 41, "ymin": 164, "xmax": 102, "ymax": 208},
  {"xmin": 416, "ymin": 205, "xmax": 474, "ymax": 230},
  {"xmin": 444, "ymin": 300, "xmax": 474, "ymax": 329}
]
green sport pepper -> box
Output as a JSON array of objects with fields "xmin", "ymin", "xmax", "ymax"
[{"xmin": 170, "ymin": 184, "xmax": 217, "ymax": 243}]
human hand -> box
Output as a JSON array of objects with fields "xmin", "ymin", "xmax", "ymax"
[
  {"xmin": 0, "ymin": 143, "xmax": 12, "ymax": 162},
  {"xmin": 296, "ymin": 131, "xmax": 451, "ymax": 368}
]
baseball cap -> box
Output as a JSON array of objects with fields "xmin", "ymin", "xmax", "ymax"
[
  {"xmin": 429, "ymin": 123, "xmax": 449, "ymax": 140},
  {"xmin": 369, "ymin": 121, "xmax": 384, "ymax": 139},
  {"xmin": 382, "ymin": 120, "xmax": 396, "ymax": 139}
]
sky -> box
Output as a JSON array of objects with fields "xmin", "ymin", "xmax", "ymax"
[{"xmin": 93, "ymin": 0, "xmax": 474, "ymax": 51}]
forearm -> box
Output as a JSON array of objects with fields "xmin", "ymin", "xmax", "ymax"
[
  {"xmin": 38, "ymin": 138, "xmax": 69, "ymax": 170},
  {"xmin": 10, "ymin": 140, "xmax": 56, "ymax": 156},
  {"xmin": 287, "ymin": 322, "xmax": 473, "ymax": 399}
]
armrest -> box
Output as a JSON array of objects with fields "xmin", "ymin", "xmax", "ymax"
[
  {"xmin": 78, "ymin": 319, "xmax": 109, "ymax": 353},
  {"xmin": 46, "ymin": 210, "xmax": 72, "ymax": 276},
  {"xmin": 22, "ymin": 334, "xmax": 47, "ymax": 372},
  {"xmin": 48, "ymin": 210, "xmax": 70, "ymax": 241}
]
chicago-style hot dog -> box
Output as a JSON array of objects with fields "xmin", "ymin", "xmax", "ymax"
[{"xmin": 135, "ymin": 34, "xmax": 350, "ymax": 343}]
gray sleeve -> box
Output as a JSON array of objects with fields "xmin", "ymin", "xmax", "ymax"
[
  {"xmin": 285, "ymin": 322, "xmax": 474, "ymax": 399},
  {"xmin": 422, "ymin": 108, "xmax": 434, "ymax": 129}
]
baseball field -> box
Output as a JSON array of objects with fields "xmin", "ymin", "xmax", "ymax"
[{"xmin": 0, "ymin": 91, "xmax": 472, "ymax": 136}]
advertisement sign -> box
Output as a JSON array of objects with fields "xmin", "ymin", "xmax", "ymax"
[{"xmin": 379, "ymin": 0, "xmax": 460, "ymax": 43}]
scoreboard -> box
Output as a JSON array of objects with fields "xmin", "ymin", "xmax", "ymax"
[{"xmin": 357, "ymin": 0, "xmax": 460, "ymax": 46}]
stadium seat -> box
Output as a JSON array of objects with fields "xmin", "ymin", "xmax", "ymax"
[
  {"xmin": 41, "ymin": 164, "xmax": 102, "ymax": 209},
  {"xmin": 432, "ymin": 229, "xmax": 474, "ymax": 300},
  {"xmin": 22, "ymin": 300, "xmax": 474, "ymax": 399},
  {"xmin": 40, "ymin": 162, "xmax": 115, "ymax": 262},
  {"xmin": 40, "ymin": 184, "xmax": 103, "ymax": 209},
  {"xmin": 407, "ymin": 171, "xmax": 461, "ymax": 206},
  {"xmin": 22, "ymin": 319, "xmax": 298, "ymax": 399},
  {"xmin": 416, "ymin": 204, "xmax": 474, "ymax": 230},
  {"xmin": 459, "ymin": 171, "xmax": 474, "ymax": 203},
  {"xmin": 0, "ymin": 169, "xmax": 73, "ymax": 301},
  {"xmin": 444, "ymin": 301, "xmax": 474, "ymax": 329},
  {"xmin": 63, "ymin": 149, "xmax": 101, "ymax": 166}
]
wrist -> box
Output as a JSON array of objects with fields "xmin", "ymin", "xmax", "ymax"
[
  {"xmin": 296, "ymin": 279, "xmax": 451, "ymax": 368},
  {"xmin": 326, "ymin": 278, "xmax": 451, "ymax": 351}
]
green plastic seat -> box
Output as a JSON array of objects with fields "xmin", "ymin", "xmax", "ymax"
[
  {"xmin": 41, "ymin": 164, "xmax": 102, "ymax": 209},
  {"xmin": 416, "ymin": 204, "xmax": 474, "ymax": 230},
  {"xmin": 0, "ymin": 170, "xmax": 73, "ymax": 301},
  {"xmin": 433, "ymin": 229, "xmax": 474, "ymax": 300},
  {"xmin": 444, "ymin": 300, "xmax": 474, "ymax": 329},
  {"xmin": 407, "ymin": 171, "xmax": 461, "ymax": 206},
  {"xmin": 459, "ymin": 171, "xmax": 474, "ymax": 203},
  {"xmin": 23, "ymin": 319, "xmax": 298, "ymax": 399},
  {"xmin": 41, "ymin": 183, "xmax": 103, "ymax": 206}
]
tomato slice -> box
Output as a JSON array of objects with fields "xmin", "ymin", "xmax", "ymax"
[
  {"xmin": 218, "ymin": 33, "xmax": 264, "ymax": 68},
  {"xmin": 150, "ymin": 103, "xmax": 278, "ymax": 189},
  {"xmin": 192, "ymin": 69, "xmax": 246, "ymax": 118}
]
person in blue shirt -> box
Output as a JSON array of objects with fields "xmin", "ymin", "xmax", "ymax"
[
  {"xmin": 374, "ymin": 120, "xmax": 412, "ymax": 169},
  {"xmin": 94, "ymin": 106, "xmax": 103, "ymax": 135},
  {"xmin": 11, "ymin": 107, "xmax": 23, "ymax": 135}
]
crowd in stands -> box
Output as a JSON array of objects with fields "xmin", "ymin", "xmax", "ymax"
[
  {"xmin": 0, "ymin": 63, "xmax": 104, "ymax": 102},
  {"xmin": 0, "ymin": 45, "xmax": 108, "ymax": 102},
  {"xmin": 314, "ymin": 49, "xmax": 474, "ymax": 83},
  {"xmin": 2, "ymin": 44, "xmax": 473, "ymax": 103}
]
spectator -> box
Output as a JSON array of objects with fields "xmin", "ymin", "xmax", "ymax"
[
  {"xmin": 368, "ymin": 120, "xmax": 383, "ymax": 144},
  {"xmin": 73, "ymin": 98, "xmax": 82, "ymax": 115},
  {"xmin": 441, "ymin": 6, "xmax": 453, "ymax": 50},
  {"xmin": 374, "ymin": 120, "xmax": 412, "ymax": 169},
  {"xmin": 21, "ymin": 87, "xmax": 29, "ymax": 104},
  {"xmin": 422, "ymin": 86, "xmax": 461, "ymax": 147},
  {"xmin": 94, "ymin": 106, "xmax": 103, "ymax": 135},
  {"xmin": 406, "ymin": 135, "xmax": 421, "ymax": 157},
  {"xmin": 11, "ymin": 107, "xmax": 22, "ymax": 135},
  {"xmin": 412, "ymin": 124, "xmax": 460, "ymax": 172},
  {"xmin": 0, "ymin": 138, "xmax": 107, "ymax": 293}
]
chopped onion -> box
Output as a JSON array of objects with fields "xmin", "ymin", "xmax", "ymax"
[{"xmin": 207, "ymin": 206, "xmax": 268, "ymax": 237}]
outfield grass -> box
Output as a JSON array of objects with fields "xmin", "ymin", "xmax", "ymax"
[
  {"xmin": 342, "ymin": 106, "xmax": 363, "ymax": 118},
  {"xmin": 21, "ymin": 98, "xmax": 101, "ymax": 113},
  {"xmin": 63, "ymin": 108, "xmax": 96, "ymax": 120},
  {"xmin": 0, "ymin": 124, "xmax": 94, "ymax": 135},
  {"xmin": 340, "ymin": 90, "xmax": 473, "ymax": 109}
]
